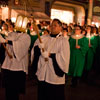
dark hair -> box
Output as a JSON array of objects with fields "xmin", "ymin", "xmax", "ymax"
[
  {"xmin": 37, "ymin": 24, "xmax": 41, "ymax": 30},
  {"xmin": 9, "ymin": 23, "xmax": 15, "ymax": 28},
  {"xmin": 63, "ymin": 28, "xmax": 68, "ymax": 32},
  {"xmin": 52, "ymin": 19, "xmax": 62, "ymax": 26},
  {"xmin": 75, "ymin": 25, "xmax": 82, "ymax": 30},
  {"xmin": 92, "ymin": 27, "xmax": 98, "ymax": 34},
  {"xmin": 3, "ymin": 23, "xmax": 8, "ymax": 30},
  {"xmin": 44, "ymin": 29, "xmax": 49, "ymax": 34},
  {"xmin": 86, "ymin": 25, "xmax": 93, "ymax": 35},
  {"xmin": 27, "ymin": 22, "xmax": 31, "ymax": 28}
]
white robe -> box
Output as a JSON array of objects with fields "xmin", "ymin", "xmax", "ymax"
[
  {"xmin": 1, "ymin": 32, "xmax": 30, "ymax": 74},
  {"xmin": 31, "ymin": 33, "xmax": 70, "ymax": 84}
]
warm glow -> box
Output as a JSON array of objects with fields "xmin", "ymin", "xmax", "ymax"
[
  {"xmin": 22, "ymin": 17, "xmax": 29, "ymax": 28},
  {"xmin": 19, "ymin": 20, "xmax": 23, "ymax": 27},
  {"xmin": 11, "ymin": 17, "xmax": 16, "ymax": 23},
  {"xmin": 16, "ymin": 16, "xmax": 23, "ymax": 27},
  {"xmin": 36, "ymin": 20, "xmax": 39, "ymax": 24},
  {"xmin": 1, "ymin": 7, "xmax": 9, "ymax": 21},
  {"xmin": 92, "ymin": 22, "xmax": 99, "ymax": 27},
  {"xmin": 51, "ymin": 9, "xmax": 74, "ymax": 24}
]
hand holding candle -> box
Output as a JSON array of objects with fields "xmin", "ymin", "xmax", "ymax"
[
  {"xmin": 76, "ymin": 35, "xmax": 79, "ymax": 46},
  {"xmin": 75, "ymin": 35, "xmax": 80, "ymax": 49}
]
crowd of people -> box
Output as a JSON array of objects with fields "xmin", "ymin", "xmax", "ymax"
[{"xmin": 0, "ymin": 18, "xmax": 100, "ymax": 100}]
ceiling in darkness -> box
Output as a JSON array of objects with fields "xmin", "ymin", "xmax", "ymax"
[{"xmin": 0, "ymin": 0, "xmax": 8, "ymax": 6}]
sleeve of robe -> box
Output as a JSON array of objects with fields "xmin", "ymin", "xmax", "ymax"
[
  {"xmin": 55, "ymin": 37, "xmax": 70, "ymax": 73},
  {"xmin": 13, "ymin": 33, "xmax": 31, "ymax": 61},
  {"xmin": 91, "ymin": 36, "xmax": 98, "ymax": 53}
]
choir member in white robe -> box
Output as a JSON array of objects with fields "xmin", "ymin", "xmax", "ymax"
[
  {"xmin": 31, "ymin": 19, "xmax": 70, "ymax": 100},
  {"xmin": 1, "ymin": 23, "xmax": 30, "ymax": 100}
]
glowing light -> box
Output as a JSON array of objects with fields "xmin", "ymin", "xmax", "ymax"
[
  {"xmin": 22, "ymin": 17, "xmax": 29, "ymax": 28},
  {"xmin": 92, "ymin": 22, "xmax": 95, "ymax": 24},
  {"xmin": 92, "ymin": 22, "xmax": 99, "ymax": 27},
  {"xmin": 51, "ymin": 9, "xmax": 74, "ymax": 24},
  {"xmin": 95, "ymin": 22, "xmax": 99, "ymax": 27},
  {"xmin": 1, "ymin": 7, "xmax": 9, "ymax": 21},
  {"xmin": 19, "ymin": 20, "xmax": 23, "ymax": 27},
  {"xmin": 16, "ymin": 16, "xmax": 23, "ymax": 27},
  {"xmin": 11, "ymin": 17, "xmax": 16, "ymax": 23}
]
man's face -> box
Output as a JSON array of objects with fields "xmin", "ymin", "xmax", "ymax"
[
  {"xmin": 75, "ymin": 26, "xmax": 81, "ymax": 34},
  {"xmin": 50, "ymin": 21, "xmax": 62, "ymax": 34}
]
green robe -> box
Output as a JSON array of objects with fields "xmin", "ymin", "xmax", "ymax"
[
  {"xmin": 68, "ymin": 36, "xmax": 89, "ymax": 77},
  {"xmin": 93, "ymin": 35, "xmax": 100, "ymax": 70},
  {"xmin": 98, "ymin": 35, "xmax": 100, "ymax": 66},
  {"xmin": 85, "ymin": 35, "xmax": 98, "ymax": 71}
]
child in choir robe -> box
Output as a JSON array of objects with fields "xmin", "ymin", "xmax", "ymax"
[
  {"xmin": 31, "ymin": 19, "xmax": 70, "ymax": 100},
  {"xmin": 1, "ymin": 23, "xmax": 30, "ymax": 100},
  {"xmin": 68, "ymin": 25, "xmax": 89, "ymax": 87}
]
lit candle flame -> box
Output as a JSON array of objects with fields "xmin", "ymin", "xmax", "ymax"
[{"xmin": 76, "ymin": 35, "xmax": 79, "ymax": 46}]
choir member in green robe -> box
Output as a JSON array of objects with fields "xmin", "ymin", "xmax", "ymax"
[
  {"xmin": 92, "ymin": 27, "xmax": 100, "ymax": 75},
  {"xmin": 68, "ymin": 25, "xmax": 89, "ymax": 87},
  {"xmin": 83, "ymin": 26, "xmax": 98, "ymax": 82},
  {"xmin": 85, "ymin": 26, "xmax": 98, "ymax": 71},
  {"xmin": 97, "ymin": 34, "xmax": 100, "ymax": 71},
  {"xmin": 92, "ymin": 27, "xmax": 99, "ymax": 71}
]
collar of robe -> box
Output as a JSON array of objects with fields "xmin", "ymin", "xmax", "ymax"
[
  {"xmin": 71, "ymin": 34, "xmax": 84, "ymax": 39},
  {"xmin": 86, "ymin": 34, "xmax": 94, "ymax": 38},
  {"xmin": 50, "ymin": 33, "xmax": 59, "ymax": 38},
  {"xmin": 50, "ymin": 32, "xmax": 62, "ymax": 38},
  {"xmin": 94, "ymin": 33, "xmax": 98, "ymax": 36}
]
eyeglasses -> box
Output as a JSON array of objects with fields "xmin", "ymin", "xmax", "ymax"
[{"xmin": 75, "ymin": 29, "xmax": 80, "ymax": 30}]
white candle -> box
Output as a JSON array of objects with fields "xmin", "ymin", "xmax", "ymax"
[{"xmin": 76, "ymin": 35, "xmax": 79, "ymax": 46}]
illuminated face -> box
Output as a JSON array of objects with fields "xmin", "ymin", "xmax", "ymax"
[
  {"xmin": 93, "ymin": 28, "xmax": 96, "ymax": 33},
  {"xmin": 2, "ymin": 24, "xmax": 8, "ymax": 31},
  {"xmin": 8, "ymin": 25, "xmax": 14, "ymax": 32},
  {"xmin": 75, "ymin": 27, "xmax": 81, "ymax": 34},
  {"xmin": 86, "ymin": 27, "xmax": 91, "ymax": 33},
  {"xmin": 50, "ymin": 21, "xmax": 62, "ymax": 35},
  {"xmin": 63, "ymin": 30, "xmax": 68, "ymax": 36},
  {"xmin": 44, "ymin": 30, "xmax": 48, "ymax": 35}
]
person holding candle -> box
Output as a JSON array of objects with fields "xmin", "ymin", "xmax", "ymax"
[
  {"xmin": 1, "ymin": 23, "xmax": 31, "ymax": 100},
  {"xmin": 92, "ymin": 27, "xmax": 99, "ymax": 69},
  {"xmin": 83, "ymin": 26, "xmax": 98, "ymax": 82},
  {"xmin": 31, "ymin": 19, "xmax": 70, "ymax": 100},
  {"xmin": 68, "ymin": 25, "xmax": 89, "ymax": 87}
]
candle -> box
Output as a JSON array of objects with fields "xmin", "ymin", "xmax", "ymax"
[
  {"xmin": 5, "ymin": 31, "xmax": 8, "ymax": 36},
  {"xmin": 76, "ymin": 35, "xmax": 79, "ymax": 46},
  {"xmin": 88, "ymin": 35, "xmax": 91, "ymax": 45}
]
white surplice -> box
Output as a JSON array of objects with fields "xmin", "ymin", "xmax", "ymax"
[
  {"xmin": 2, "ymin": 32, "xmax": 30, "ymax": 73},
  {"xmin": 31, "ymin": 33, "xmax": 70, "ymax": 84}
]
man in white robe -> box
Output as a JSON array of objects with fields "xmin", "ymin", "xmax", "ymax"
[
  {"xmin": 1, "ymin": 23, "xmax": 30, "ymax": 100},
  {"xmin": 31, "ymin": 19, "xmax": 70, "ymax": 100}
]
